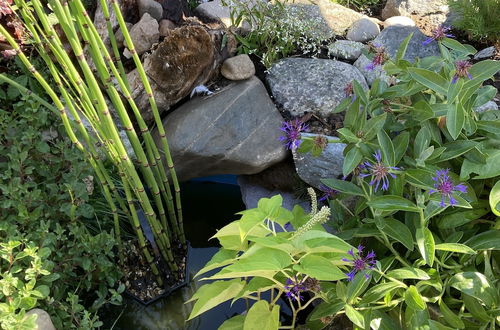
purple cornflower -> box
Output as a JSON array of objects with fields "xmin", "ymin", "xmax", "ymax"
[
  {"xmin": 429, "ymin": 169, "xmax": 467, "ymax": 207},
  {"xmin": 452, "ymin": 60, "xmax": 473, "ymax": 84},
  {"xmin": 318, "ymin": 184, "xmax": 337, "ymax": 202},
  {"xmin": 342, "ymin": 244, "xmax": 377, "ymax": 281},
  {"xmin": 422, "ymin": 25, "xmax": 454, "ymax": 45},
  {"xmin": 365, "ymin": 45, "xmax": 388, "ymax": 71},
  {"xmin": 359, "ymin": 150, "xmax": 399, "ymax": 191},
  {"xmin": 279, "ymin": 119, "xmax": 308, "ymax": 151},
  {"xmin": 284, "ymin": 276, "xmax": 306, "ymax": 301}
]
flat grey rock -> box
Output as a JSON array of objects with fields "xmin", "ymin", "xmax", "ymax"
[
  {"xmin": 266, "ymin": 57, "xmax": 368, "ymax": 117},
  {"xmin": 475, "ymin": 101, "xmax": 498, "ymax": 113},
  {"xmin": 373, "ymin": 25, "xmax": 440, "ymax": 62},
  {"xmin": 474, "ymin": 47, "xmax": 496, "ymax": 60},
  {"xmin": 346, "ymin": 17, "xmax": 380, "ymax": 42},
  {"xmin": 293, "ymin": 133, "xmax": 346, "ymax": 189},
  {"xmin": 328, "ymin": 40, "xmax": 365, "ymax": 61},
  {"xmin": 154, "ymin": 76, "xmax": 287, "ymax": 181},
  {"xmin": 238, "ymin": 176, "xmax": 310, "ymax": 213},
  {"xmin": 353, "ymin": 54, "xmax": 390, "ymax": 86}
]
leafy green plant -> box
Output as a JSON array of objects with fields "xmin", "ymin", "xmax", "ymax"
[
  {"xmin": 189, "ymin": 36, "xmax": 500, "ymax": 329},
  {"xmin": 224, "ymin": 0, "xmax": 331, "ymax": 67},
  {"xmin": 0, "ymin": 0, "xmax": 186, "ymax": 288},
  {"xmin": 0, "ymin": 57, "xmax": 123, "ymax": 328},
  {"xmin": 448, "ymin": 0, "xmax": 500, "ymax": 45}
]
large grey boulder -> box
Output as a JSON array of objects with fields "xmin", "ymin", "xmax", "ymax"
[
  {"xmin": 154, "ymin": 76, "xmax": 287, "ymax": 181},
  {"xmin": 194, "ymin": 0, "xmax": 232, "ymax": 26},
  {"xmin": 328, "ymin": 40, "xmax": 365, "ymax": 61},
  {"xmin": 382, "ymin": 0, "xmax": 449, "ymax": 26},
  {"xmin": 384, "ymin": 15, "xmax": 416, "ymax": 27},
  {"xmin": 26, "ymin": 309, "xmax": 56, "ymax": 330},
  {"xmin": 293, "ymin": 133, "xmax": 346, "ymax": 189},
  {"xmin": 373, "ymin": 25, "xmax": 440, "ymax": 62},
  {"xmin": 266, "ymin": 58, "xmax": 368, "ymax": 117}
]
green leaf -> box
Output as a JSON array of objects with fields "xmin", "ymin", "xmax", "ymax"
[
  {"xmin": 464, "ymin": 230, "xmax": 500, "ymax": 250},
  {"xmin": 396, "ymin": 33, "xmax": 413, "ymax": 62},
  {"xmin": 449, "ymin": 272, "xmax": 497, "ymax": 307},
  {"xmin": 377, "ymin": 130, "xmax": 395, "ymax": 166},
  {"xmin": 346, "ymin": 272, "xmax": 371, "ymax": 303},
  {"xmin": 361, "ymin": 282, "xmax": 405, "ymax": 304},
  {"xmin": 446, "ymin": 103, "xmax": 465, "ymax": 140},
  {"xmin": 386, "ymin": 267, "xmax": 430, "ymax": 280},
  {"xmin": 441, "ymin": 38, "xmax": 475, "ymax": 54},
  {"xmin": 220, "ymin": 315, "xmax": 245, "ymax": 330},
  {"xmin": 447, "ymin": 77, "xmax": 463, "ymax": 103},
  {"xmin": 416, "ymin": 227, "xmax": 435, "ymax": 266},
  {"xmin": 404, "ymin": 286, "xmax": 426, "ymax": 311},
  {"xmin": 408, "ymin": 68, "xmax": 448, "ymax": 95},
  {"xmin": 439, "ymin": 300, "xmax": 464, "ymax": 329},
  {"xmin": 377, "ymin": 218, "xmax": 413, "ymax": 251},
  {"xmin": 309, "ymin": 301, "xmax": 344, "ymax": 320},
  {"xmin": 437, "ymin": 208, "xmax": 489, "ymax": 229},
  {"xmin": 393, "ymin": 132, "xmax": 409, "ymax": 164},
  {"xmin": 489, "ymin": 180, "xmax": 500, "ymax": 216},
  {"xmin": 343, "ymin": 147, "xmax": 363, "ymax": 177},
  {"xmin": 462, "ymin": 294, "xmax": 491, "ymax": 323},
  {"xmin": 468, "ymin": 60, "xmax": 500, "ymax": 83},
  {"xmin": 436, "ymin": 140, "xmax": 477, "ymax": 162},
  {"xmin": 414, "ymin": 127, "xmax": 431, "ymax": 159},
  {"xmin": 363, "ymin": 113, "xmax": 387, "ymax": 141},
  {"xmin": 367, "ymin": 195, "xmax": 419, "ymax": 212},
  {"xmin": 234, "ymin": 277, "xmax": 275, "ymax": 300},
  {"xmin": 195, "ymin": 249, "xmax": 238, "ymax": 278},
  {"xmin": 321, "ymin": 178, "xmax": 364, "ymax": 197},
  {"xmin": 187, "ymin": 279, "xmax": 246, "ymax": 320},
  {"xmin": 434, "ymin": 243, "xmax": 475, "ymax": 255},
  {"xmin": 294, "ymin": 255, "xmax": 346, "ymax": 281},
  {"xmin": 243, "ymin": 300, "xmax": 279, "ymax": 330},
  {"xmin": 370, "ymin": 310, "xmax": 402, "ymax": 330},
  {"xmin": 461, "ymin": 149, "xmax": 500, "ymax": 179},
  {"xmin": 337, "ymin": 128, "xmax": 361, "ymax": 143},
  {"xmin": 345, "ymin": 304, "xmax": 365, "ymax": 328}
]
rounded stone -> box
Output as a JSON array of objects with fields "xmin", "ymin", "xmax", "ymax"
[
  {"xmin": 159, "ymin": 19, "xmax": 176, "ymax": 37},
  {"xmin": 221, "ymin": 54, "xmax": 256, "ymax": 80},
  {"xmin": 328, "ymin": 40, "xmax": 365, "ymax": 61},
  {"xmin": 138, "ymin": 0, "xmax": 163, "ymax": 22},
  {"xmin": 384, "ymin": 16, "xmax": 416, "ymax": 27},
  {"xmin": 26, "ymin": 309, "xmax": 56, "ymax": 330},
  {"xmin": 346, "ymin": 17, "xmax": 380, "ymax": 42}
]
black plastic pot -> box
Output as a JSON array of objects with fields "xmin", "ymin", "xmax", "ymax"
[{"xmin": 125, "ymin": 241, "xmax": 191, "ymax": 306}]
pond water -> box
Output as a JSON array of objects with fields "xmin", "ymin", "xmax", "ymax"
[{"xmin": 104, "ymin": 175, "xmax": 291, "ymax": 330}]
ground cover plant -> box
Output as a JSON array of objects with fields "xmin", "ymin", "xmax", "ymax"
[
  {"xmin": 448, "ymin": 0, "xmax": 500, "ymax": 46},
  {"xmin": 188, "ymin": 35, "xmax": 500, "ymax": 329},
  {"xmin": 0, "ymin": 58, "xmax": 123, "ymax": 329}
]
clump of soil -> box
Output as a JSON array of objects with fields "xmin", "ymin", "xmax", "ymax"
[{"xmin": 122, "ymin": 240, "xmax": 187, "ymax": 303}]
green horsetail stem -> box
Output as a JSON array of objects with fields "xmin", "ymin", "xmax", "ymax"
[
  {"xmin": 110, "ymin": 0, "xmax": 186, "ymax": 245},
  {"xmin": 1, "ymin": 0, "xmax": 187, "ymax": 285}
]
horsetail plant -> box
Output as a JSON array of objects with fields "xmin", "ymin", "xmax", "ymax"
[{"xmin": 0, "ymin": 0, "xmax": 186, "ymax": 287}]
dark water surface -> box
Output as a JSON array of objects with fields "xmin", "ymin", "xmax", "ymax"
[{"xmin": 105, "ymin": 176, "xmax": 250, "ymax": 329}]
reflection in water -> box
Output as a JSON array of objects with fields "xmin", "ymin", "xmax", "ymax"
[{"xmin": 107, "ymin": 176, "xmax": 251, "ymax": 329}]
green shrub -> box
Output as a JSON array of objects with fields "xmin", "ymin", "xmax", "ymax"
[
  {"xmin": 336, "ymin": 0, "xmax": 384, "ymax": 14},
  {"xmin": 0, "ymin": 58, "xmax": 123, "ymax": 329},
  {"xmin": 188, "ymin": 36, "xmax": 500, "ymax": 329},
  {"xmin": 225, "ymin": 0, "xmax": 332, "ymax": 67},
  {"xmin": 448, "ymin": 0, "xmax": 500, "ymax": 44}
]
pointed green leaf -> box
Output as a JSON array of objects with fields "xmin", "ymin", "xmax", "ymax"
[
  {"xmin": 219, "ymin": 315, "xmax": 245, "ymax": 330},
  {"xmin": 377, "ymin": 130, "xmax": 395, "ymax": 166},
  {"xmin": 408, "ymin": 68, "xmax": 448, "ymax": 95},
  {"xmin": 489, "ymin": 180, "xmax": 500, "ymax": 216},
  {"xmin": 416, "ymin": 227, "xmax": 435, "ymax": 266},
  {"xmin": 345, "ymin": 304, "xmax": 365, "ymax": 328},
  {"xmin": 450, "ymin": 272, "xmax": 497, "ymax": 307},
  {"xmin": 243, "ymin": 300, "xmax": 279, "ymax": 330},
  {"xmin": 294, "ymin": 255, "xmax": 346, "ymax": 281},
  {"xmin": 386, "ymin": 267, "xmax": 430, "ymax": 280},
  {"xmin": 367, "ymin": 195, "xmax": 419, "ymax": 212},
  {"xmin": 446, "ymin": 103, "xmax": 465, "ymax": 140},
  {"xmin": 361, "ymin": 282, "xmax": 405, "ymax": 304},
  {"xmin": 321, "ymin": 178, "xmax": 364, "ymax": 197},
  {"xmin": 187, "ymin": 279, "xmax": 246, "ymax": 320},
  {"xmin": 343, "ymin": 147, "xmax": 363, "ymax": 177},
  {"xmin": 378, "ymin": 218, "xmax": 414, "ymax": 251},
  {"xmin": 435, "ymin": 243, "xmax": 475, "ymax": 254},
  {"xmin": 405, "ymin": 286, "xmax": 426, "ymax": 311}
]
